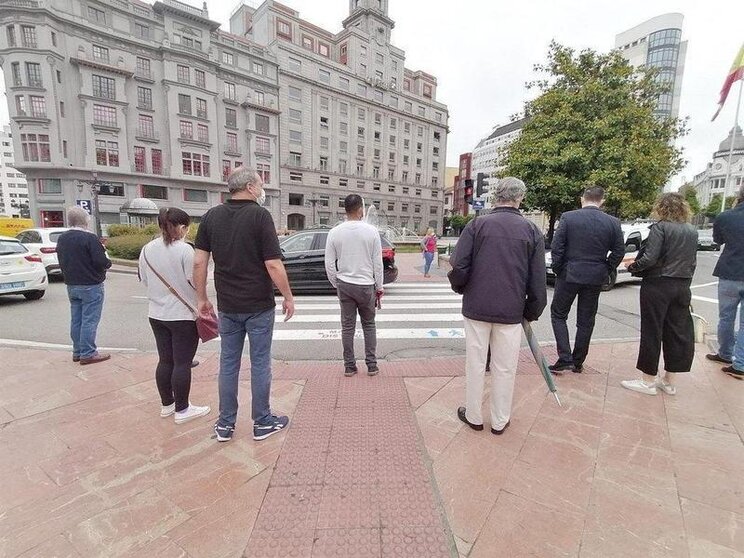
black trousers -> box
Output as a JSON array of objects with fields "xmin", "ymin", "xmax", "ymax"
[
  {"xmin": 550, "ymin": 279, "xmax": 602, "ymax": 367},
  {"xmin": 149, "ymin": 318, "xmax": 199, "ymax": 412},
  {"xmin": 637, "ymin": 277, "xmax": 694, "ymax": 375}
]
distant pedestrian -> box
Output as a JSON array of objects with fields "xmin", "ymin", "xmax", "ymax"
[
  {"xmin": 139, "ymin": 208, "xmax": 211, "ymax": 424},
  {"xmin": 56, "ymin": 207, "xmax": 111, "ymax": 365},
  {"xmin": 193, "ymin": 167, "xmax": 295, "ymax": 442},
  {"xmin": 448, "ymin": 177, "xmax": 547, "ymax": 435},
  {"xmin": 621, "ymin": 193, "xmax": 698, "ymax": 395},
  {"xmin": 421, "ymin": 228, "xmax": 438, "ymax": 278},
  {"xmin": 325, "ymin": 194, "xmax": 384, "ymax": 377},
  {"xmin": 707, "ymin": 184, "xmax": 744, "ymax": 378},
  {"xmin": 549, "ymin": 187, "xmax": 624, "ymax": 373}
]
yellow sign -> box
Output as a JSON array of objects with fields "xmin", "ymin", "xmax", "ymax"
[{"xmin": 0, "ymin": 217, "xmax": 34, "ymax": 238}]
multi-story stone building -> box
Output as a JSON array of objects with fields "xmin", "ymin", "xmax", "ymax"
[
  {"xmin": 0, "ymin": 124, "xmax": 29, "ymax": 218},
  {"xmin": 0, "ymin": 0, "xmax": 281, "ymax": 230},
  {"xmin": 230, "ymin": 0, "xmax": 448, "ymax": 233},
  {"xmin": 471, "ymin": 117, "xmax": 527, "ymax": 194},
  {"xmin": 453, "ymin": 152, "xmax": 471, "ymax": 216},
  {"xmin": 693, "ymin": 126, "xmax": 744, "ymax": 208}
]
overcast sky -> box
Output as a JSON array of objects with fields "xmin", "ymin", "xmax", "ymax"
[{"xmin": 3, "ymin": 0, "xmax": 743, "ymax": 188}]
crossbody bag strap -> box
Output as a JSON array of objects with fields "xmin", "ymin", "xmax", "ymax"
[{"xmin": 142, "ymin": 248, "xmax": 197, "ymax": 317}]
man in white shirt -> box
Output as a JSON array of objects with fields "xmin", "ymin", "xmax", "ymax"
[{"xmin": 325, "ymin": 194, "xmax": 384, "ymax": 376}]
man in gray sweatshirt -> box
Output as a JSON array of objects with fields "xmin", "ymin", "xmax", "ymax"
[{"xmin": 325, "ymin": 194, "xmax": 384, "ymax": 376}]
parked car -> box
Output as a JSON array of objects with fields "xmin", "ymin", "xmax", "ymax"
[
  {"xmin": 546, "ymin": 222, "xmax": 651, "ymax": 291},
  {"xmin": 697, "ymin": 229, "xmax": 720, "ymax": 251},
  {"xmin": 0, "ymin": 236, "xmax": 47, "ymax": 300},
  {"xmin": 16, "ymin": 227, "xmax": 70, "ymax": 277},
  {"xmin": 279, "ymin": 226, "xmax": 399, "ymax": 293}
]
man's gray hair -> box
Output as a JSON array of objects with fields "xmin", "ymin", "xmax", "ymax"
[
  {"xmin": 227, "ymin": 166, "xmax": 261, "ymax": 194},
  {"xmin": 67, "ymin": 206, "xmax": 90, "ymax": 228},
  {"xmin": 492, "ymin": 177, "xmax": 527, "ymax": 204}
]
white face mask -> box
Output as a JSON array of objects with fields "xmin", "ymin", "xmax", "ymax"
[{"xmin": 255, "ymin": 185, "xmax": 266, "ymax": 206}]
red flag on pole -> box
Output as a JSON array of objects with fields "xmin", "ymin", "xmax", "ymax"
[{"xmin": 713, "ymin": 43, "xmax": 744, "ymax": 121}]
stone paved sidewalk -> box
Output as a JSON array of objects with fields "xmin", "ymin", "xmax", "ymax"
[{"xmin": 1, "ymin": 343, "xmax": 744, "ymax": 557}]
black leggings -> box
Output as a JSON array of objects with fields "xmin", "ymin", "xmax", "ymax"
[{"xmin": 149, "ymin": 319, "xmax": 199, "ymax": 412}]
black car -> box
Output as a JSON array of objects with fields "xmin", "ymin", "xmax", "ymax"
[{"xmin": 279, "ymin": 227, "xmax": 399, "ymax": 293}]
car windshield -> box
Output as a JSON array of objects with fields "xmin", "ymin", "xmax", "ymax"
[
  {"xmin": 0, "ymin": 240, "xmax": 27, "ymax": 255},
  {"xmin": 698, "ymin": 230, "xmax": 713, "ymax": 239},
  {"xmin": 49, "ymin": 232, "xmax": 65, "ymax": 242}
]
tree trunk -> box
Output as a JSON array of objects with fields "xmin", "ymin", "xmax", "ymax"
[{"xmin": 546, "ymin": 209, "xmax": 558, "ymax": 246}]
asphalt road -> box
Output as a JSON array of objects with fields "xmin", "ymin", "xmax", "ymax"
[{"xmin": 0, "ymin": 251, "xmax": 724, "ymax": 362}]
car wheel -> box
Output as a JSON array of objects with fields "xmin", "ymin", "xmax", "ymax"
[
  {"xmin": 23, "ymin": 290, "xmax": 45, "ymax": 300},
  {"xmin": 601, "ymin": 269, "xmax": 617, "ymax": 292}
]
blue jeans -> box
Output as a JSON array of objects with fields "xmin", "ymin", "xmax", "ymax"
[
  {"xmin": 718, "ymin": 279, "xmax": 744, "ymax": 370},
  {"xmin": 217, "ymin": 308, "xmax": 275, "ymax": 427},
  {"xmin": 67, "ymin": 283, "xmax": 105, "ymax": 359},
  {"xmin": 423, "ymin": 252, "xmax": 435, "ymax": 274}
]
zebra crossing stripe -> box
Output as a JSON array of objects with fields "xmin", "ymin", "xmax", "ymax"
[
  {"xmin": 279, "ymin": 294, "xmax": 461, "ymax": 302},
  {"xmin": 271, "ymin": 328, "xmax": 466, "ymax": 341},
  {"xmin": 291, "ymin": 302, "xmax": 462, "ymax": 311},
  {"xmin": 275, "ymin": 313, "xmax": 463, "ymax": 324}
]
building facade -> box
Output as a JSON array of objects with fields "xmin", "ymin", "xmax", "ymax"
[
  {"xmin": 0, "ymin": 125, "xmax": 29, "ymax": 218},
  {"xmin": 693, "ymin": 126, "xmax": 744, "ymax": 208},
  {"xmin": 453, "ymin": 152, "xmax": 471, "ymax": 216},
  {"xmin": 471, "ymin": 117, "xmax": 527, "ymax": 195},
  {"xmin": 0, "ymin": 0, "xmax": 281, "ymax": 230},
  {"xmin": 230, "ymin": 0, "xmax": 448, "ymax": 233},
  {"xmin": 615, "ymin": 13, "xmax": 687, "ymax": 119}
]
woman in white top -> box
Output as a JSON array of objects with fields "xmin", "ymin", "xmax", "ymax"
[{"xmin": 139, "ymin": 208, "xmax": 210, "ymax": 424}]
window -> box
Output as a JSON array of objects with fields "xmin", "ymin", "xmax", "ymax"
[
  {"xmin": 257, "ymin": 162, "xmax": 271, "ymax": 184},
  {"xmin": 225, "ymin": 107, "xmax": 237, "ymax": 128},
  {"xmin": 62, "ymin": 140, "xmax": 67, "ymax": 158},
  {"xmin": 289, "ymin": 151, "xmax": 302, "ymax": 166},
  {"xmin": 136, "ymin": 57, "xmax": 151, "ymax": 78},
  {"xmin": 339, "ymin": 160, "xmax": 347, "ymax": 174},
  {"xmin": 375, "ymin": 53, "xmax": 384, "ymax": 65},
  {"xmin": 358, "ymin": 126, "xmax": 365, "ymax": 139},
  {"xmin": 256, "ymin": 136, "xmax": 270, "ymax": 154},
  {"xmin": 138, "ymin": 114, "xmax": 154, "ymax": 137},
  {"xmin": 95, "ymin": 140, "xmax": 119, "ymax": 166},
  {"xmin": 430, "ymin": 206, "xmax": 438, "ymax": 215},
  {"xmin": 389, "ymin": 135, "xmax": 396, "ymax": 147},
  {"xmin": 88, "ymin": 6, "xmax": 106, "ymax": 24},
  {"xmin": 340, "ymin": 140, "xmax": 348, "ymax": 153},
  {"xmin": 415, "ymin": 173, "xmax": 421, "ymax": 184},
  {"xmin": 320, "ymin": 116, "xmax": 329, "ymax": 130},
  {"xmin": 403, "ymin": 155, "xmax": 409, "ymax": 165},
  {"xmin": 418, "ymin": 126, "xmax": 424, "ymax": 137},
  {"xmin": 134, "ymin": 146, "xmax": 146, "ymax": 172},
  {"xmin": 92, "ymin": 44, "xmax": 109, "ymax": 62},
  {"xmin": 142, "ymin": 184, "xmax": 168, "ymax": 200},
  {"xmin": 277, "ymin": 19, "xmax": 291, "ymax": 39},
  {"xmin": 222, "ymin": 52, "xmax": 234, "ymax": 65},
  {"xmin": 340, "ymin": 102, "xmax": 349, "ymax": 116},
  {"xmin": 374, "ymin": 132, "xmax": 381, "ymax": 142},
  {"xmin": 224, "ymin": 82, "xmax": 236, "ymax": 101},
  {"xmin": 289, "ymin": 86, "xmax": 302, "ymax": 101},
  {"xmin": 340, "ymin": 122, "xmax": 348, "ymax": 136},
  {"xmin": 21, "ymin": 25, "xmax": 36, "ymax": 48},
  {"xmin": 320, "ymin": 96, "xmax": 329, "ymax": 110},
  {"xmin": 418, "ymin": 106, "xmax": 426, "ymax": 117},
  {"xmin": 182, "ymin": 152, "xmax": 210, "ymax": 177},
  {"xmin": 93, "ymin": 105, "xmax": 117, "ymax": 127},
  {"xmin": 6, "ymin": 25, "xmax": 16, "ymax": 47},
  {"xmin": 196, "ymin": 98, "xmax": 207, "ymax": 119},
  {"xmin": 184, "ymin": 189, "xmax": 208, "ymax": 203},
  {"xmin": 178, "ymin": 94, "xmax": 191, "ymax": 115},
  {"xmin": 389, "ymin": 152, "xmax": 396, "ymax": 163},
  {"xmin": 256, "ymin": 115, "xmax": 270, "ymax": 133},
  {"xmin": 423, "ymin": 84, "xmax": 433, "ymax": 98},
  {"xmin": 30, "ymin": 96, "xmax": 46, "ymax": 118},
  {"xmin": 253, "ymin": 62, "xmax": 263, "ymax": 75},
  {"xmin": 222, "ymin": 159, "xmax": 232, "ymax": 181},
  {"xmin": 404, "ymin": 122, "xmax": 411, "ymax": 133},
  {"xmin": 11, "ymin": 62, "xmax": 21, "ymax": 86},
  {"xmin": 319, "ymin": 43, "xmax": 329, "ymax": 57},
  {"xmin": 56, "ymin": 70, "xmax": 61, "ymax": 83},
  {"xmin": 179, "ymin": 120, "xmax": 193, "ymax": 139},
  {"xmin": 302, "ymin": 35, "xmax": 314, "ymax": 50},
  {"xmin": 404, "ymin": 79, "xmax": 411, "ymax": 92},
  {"xmin": 402, "ymin": 172, "xmax": 409, "ymax": 183},
  {"xmin": 289, "ymin": 57, "xmax": 301, "ymax": 73},
  {"xmin": 135, "ymin": 22, "xmax": 149, "ymax": 39},
  {"xmin": 414, "ymin": 205, "xmax": 421, "ymax": 214},
  {"xmin": 434, "ymin": 131, "xmax": 441, "ymax": 142},
  {"xmin": 340, "ymin": 43, "xmax": 348, "ymax": 65},
  {"xmin": 226, "ymin": 132, "xmax": 238, "ymax": 152},
  {"xmin": 25, "ymin": 62, "xmax": 42, "ymax": 87},
  {"xmin": 320, "ymin": 156, "xmax": 328, "ymax": 170},
  {"xmin": 360, "ymin": 45, "xmax": 367, "ymax": 57},
  {"xmin": 357, "ymin": 180, "xmax": 365, "ymax": 190},
  {"xmin": 357, "ymin": 83, "xmax": 367, "ymax": 96},
  {"xmin": 289, "ymin": 173, "xmax": 303, "ymax": 184},
  {"xmin": 151, "ymin": 149, "xmax": 162, "ymax": 174},
  {"xmin": 177, "ymin": 65, "xmax": 190, "ymax": 84},
  {"xmin": 432, "ymin": 177, "xmax": 438, "ymax": 188},
  {"xmin": 358, "ymin": 108, "xmax": 366, "ymax": 121},
  {"xmin": 290, "ymin": 108, "xmax": 302, "ymax": 123},
  {"xmin": 373, "ymin": 165, "xmax": 380, "ymax": 177},
  {"xmin": 387, "ymin": 202, "xmax": 395, "ymax": 211},
  {"xmin": 415, "ymin": 188, "xmax": 422, "ymax": 196},
  {"xmin": 197, "ymin": 124, "xmax": 209, "ymax": 143},
  {"xmin": 339, "ymin": 77, "xmax": 350, "ymax": 90},
  {"xmin": 195, "ymin": 69, "xmax": 206, "ymax": 89},
  {"xmin": 290, "ymin": 130, "xmax": 302, "ymax": 143},
  {"xmin": 37, "ymin": 179, "xmax": 61, "ymax": 194},
  {"xmin": 339, "ymin": 177, "xmax": 348, "ymax": 187},
  {"xmin": 319, "ymin": 69, "xmax": 331, "ymax": 84}
]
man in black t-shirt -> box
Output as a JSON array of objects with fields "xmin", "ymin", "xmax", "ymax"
[{"xmin": 194, "ymin": 167, "xmax": 295, "ymax": 443}]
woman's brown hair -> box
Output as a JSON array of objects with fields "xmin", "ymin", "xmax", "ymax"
[
  {"xmin": 652, "ymin": 192, "xmax": 691, "ymax": 224},
  {"xmin": 158, "ymin": 207, "xmax": 190, "ymax": 245}
]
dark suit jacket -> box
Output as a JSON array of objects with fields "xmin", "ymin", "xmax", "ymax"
[
  {"xmin": 551, "ymin": 206, "xmax": 624, "ymax": 286},
  {"xmin": 713, "ymin": 204, "xmax": 744, "ymax": 281}
]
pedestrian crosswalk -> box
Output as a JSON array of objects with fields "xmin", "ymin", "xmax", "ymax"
[{"xmin": 273, "ymin": 282, "xmax": 465, "ymax": 341}]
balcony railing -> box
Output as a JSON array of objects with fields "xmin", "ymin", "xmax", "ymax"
[{"xmin": 162, "ymin": 0, "xmax": 208, "ymax": 18}]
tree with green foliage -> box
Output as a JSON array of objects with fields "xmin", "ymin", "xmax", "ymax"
[
  {"xmin": 704, "ymin": 194, "xmax": 736, "ymax": 220},
  {"xmin": 504, "ymin": 42, "xmax": 687, "ymax": 240},
  {"xmin": 449, "ymin": 213, "xmax": 474, "ymax": 235},
  {"xmin": 679, "ymin": 183, "xmax": 701, "ymax": 216}
]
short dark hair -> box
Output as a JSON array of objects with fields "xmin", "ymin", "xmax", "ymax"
[
  {"xmin": 344, "ymin": 194, "xmax": 363, "ymax": 214},
  {"xmin": 158, "ymin": 207, "xmax": 190, "ymax": 245},
  {"xmin": 583, "ymin": 186, "xmax": 605, "ymax": 203}
]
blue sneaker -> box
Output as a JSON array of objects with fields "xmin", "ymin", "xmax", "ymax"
[
  {"xmin": 214, "ymin": 423, "xmax": 235, "ymax": 442},
  {"xmin": 253, "ymin": 415, "xmax": 289, "ymax": 441}
]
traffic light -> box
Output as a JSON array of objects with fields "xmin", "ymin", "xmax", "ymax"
[
  {"xmin": 476, "ymin": 173, "xmax": 487, "ymax": 197},
  {"xmin": 463, "ymin": 179, "xmax": 474, "ymax": 204}
]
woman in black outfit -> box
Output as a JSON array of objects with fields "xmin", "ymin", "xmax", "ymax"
[{"xmin": 621, "ymin": 193, "xmax": 698, "ymax": 396}]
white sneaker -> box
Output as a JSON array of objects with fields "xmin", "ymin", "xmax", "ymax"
[
  {"xmin": 656, "ymin": 380, "xmax": 676, "ymax": 396},
  {"xmin": 620, "ymin": 379, "xmax": 658, "ymax": 396},
  {"xmin": 160, "ymin": 403, "xmax": 175, "ymax": 418},
  {"xmin": 175, "ymin": 404, "xmax": 211, "ymax": 424}
]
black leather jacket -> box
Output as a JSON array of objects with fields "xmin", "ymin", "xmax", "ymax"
[{"xmin": 628, "ymin": 221, "xmax": 698, "ymax": 279}]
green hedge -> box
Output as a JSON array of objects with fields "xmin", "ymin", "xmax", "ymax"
[
  {"xmin": 106, "ymin": 235, "xmax": 151, "ymax": 260},
  {"xmin": 107, "ymin": 224, "xmax": 159, "ymax": 237}
]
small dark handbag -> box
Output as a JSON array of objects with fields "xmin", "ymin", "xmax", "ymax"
[
  {"xmin": 629, "ymin": 243, "xmax": 650, "ymax": 278},
  {"xmin": 142, "ymin": 250, "xmax": 219, "ymax": 343}
]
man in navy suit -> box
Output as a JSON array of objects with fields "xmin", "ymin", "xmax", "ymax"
[{"xmin": 550, "ymin": 187, "xmax": 624, "ymax": 373}]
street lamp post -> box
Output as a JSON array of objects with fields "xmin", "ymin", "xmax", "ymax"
[
  {"xmin": 307, "ymin": 196, "xmax": 320, "ymax": 226},
  {"xmin": 76, "ymin": 172, "xmax": 102, "ymax": 237}
]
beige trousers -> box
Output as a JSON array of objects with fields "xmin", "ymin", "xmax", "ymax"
[{"xmin": 463, "ymin": 317, "xmax": 522, "ymax": 430}]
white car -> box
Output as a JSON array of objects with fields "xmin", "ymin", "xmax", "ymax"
[
  {"xmin": 16, "ymin": 227, "xmax": 70, "ymax": 277},
  {"xmin": 0, "ymin": 236, "xmax": 47, "ymax": 300},
  {"xmin": 546, "ymin": 222, "xmax": 652, "ymax": 290}
]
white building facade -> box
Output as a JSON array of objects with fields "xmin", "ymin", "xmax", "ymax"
[
  {"xmin": 0, "ymin": 125, "xmax": 29, "ymax": 218},
  {"xmin": 471, "ymin": 117, "xmax": 527, "ymax": 196},
  {"xmin": 693, "ymin": 126, "xmax": 744, "ymax": 208}
]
